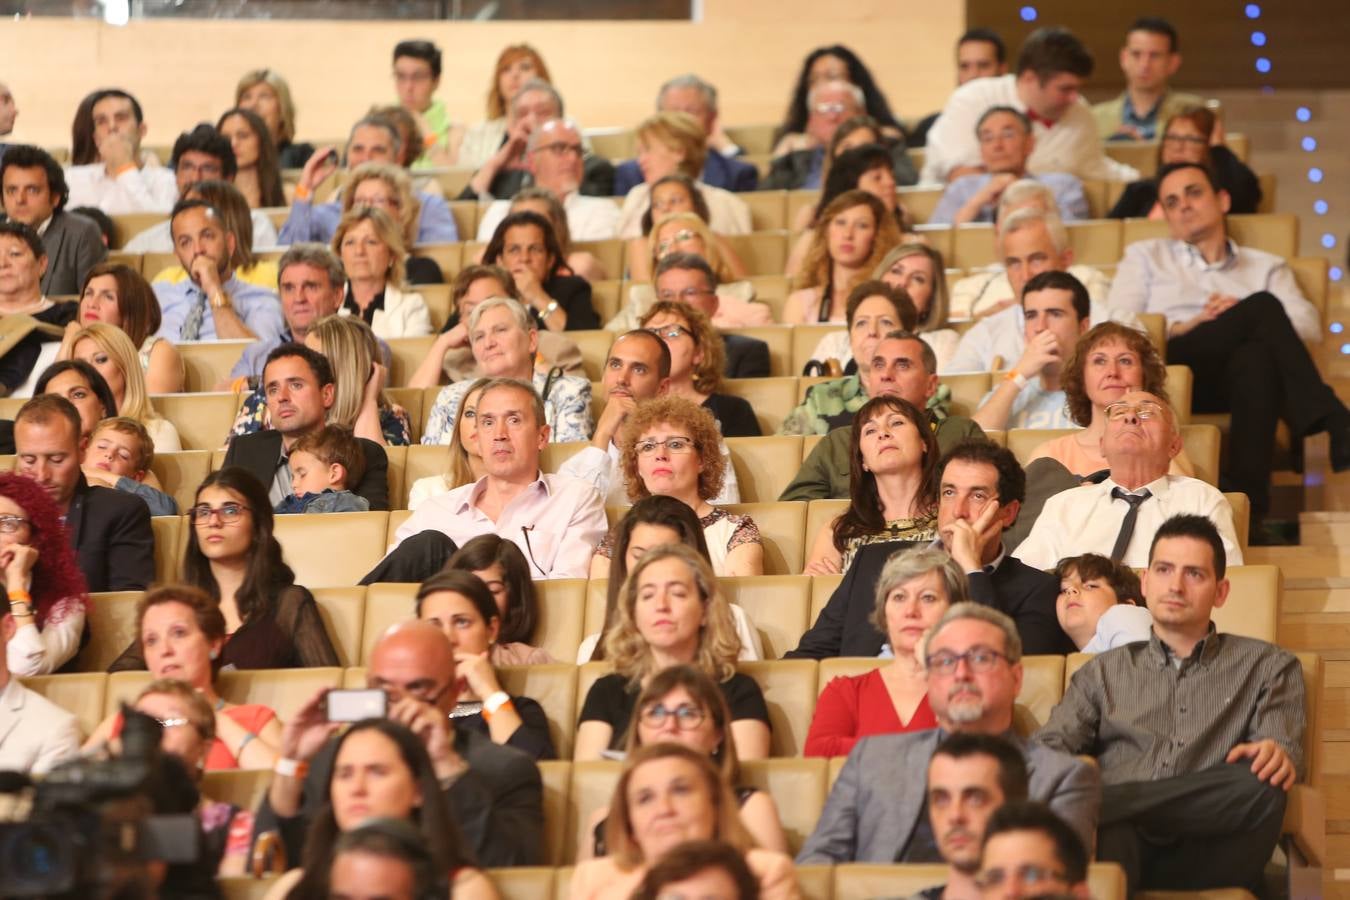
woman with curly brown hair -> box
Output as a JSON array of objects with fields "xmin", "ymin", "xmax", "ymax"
[
  {"xmin": 0, "ymin": 473, "xmax": 89, "ymax": 676},
  {"xmin": 1028, "ymin": 321, "xmax": 1193, "ymax": 477},
  {"xmin": 574, "ymin": 546, "xmax": 772, "ymax": 762},
  {"xmin": 589, "ymin": 396, "xmax": 763, "ymax": 578},
  {"xmin": 640, "ymin": 300, "xmax": 760, "ymax": 438},
  {"xmin": 783, "ymin": 190, "xmax": 901, "ymax": 325}
]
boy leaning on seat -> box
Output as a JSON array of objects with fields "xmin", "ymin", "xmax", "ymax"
[{"xmin": 274, "ymin": 424, "xmax": 370, "ymax": 515}]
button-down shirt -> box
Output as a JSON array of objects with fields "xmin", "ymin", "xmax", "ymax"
[
  {"xmin": 976, "ymin": 380, "xmax": 1072, "ymax": 429},
  {"xmin": 64, "ymin": 162, "xmax": 179, "ymax": 214},
  {"xmin": 476, "ymin": 191, "xmax": 621, "ymax": 242},
  {"xmin": 1014, "ymin": 473, "xmax": 1244, "ymax": 571},
  {"xmin": 557, "ymin": 439, "xmax": 741, "ymax": 506},
  {"xmin": 422, "ymin": 369, "xmax": 593, "ymax": 445},
  {"xmin": 921, "ymin": 74, "xmax": 1140, "ymax": 184},
  {"xmin": 390, "ymin": 471, "xmax": 606, "ymax": 579},
  {"xmin": 1107, "ymin": 237, "xmax": 1321, "ymax": 342},
  {"xmin": 277, "ymin": 190, "xmax": 459, "ymax": 246},
  {"xmin": 154, "ymin": 273, "xmax": 286, "ymax": 343},
  {"xmin": 1035, "ymin": 626, "xmax": 1305, "ymax": 784},
  {"xmin": 930, "ymin": 172, "xmax": 1089, "ymax": 225}
]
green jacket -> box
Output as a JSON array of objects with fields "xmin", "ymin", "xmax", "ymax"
[
  {"xmin": 1089, "ymin": 90, "xmax": 1206, "ymax": 140},
  {"xmin": 779, "ymin": 415, "xmax": 986, "ymax": 501}
]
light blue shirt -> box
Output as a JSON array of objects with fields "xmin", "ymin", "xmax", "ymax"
[
  {"xmin": 977, "ymin": 380, "xmax": 1073, "ymax": 429},
  {"xmin": 154, "ymin": 274, "xmax": 285, "ymax": 343},
  {"xmin": 1081, "ymin": 604, "xmax": 1155, "ymax": 653},
  {"xmin": 930, "ymin": 172, "xmax": 1089, "ymax": 225},
  {"xmin": 277, "ymin": 190, "xmax": 459, "ymax": 246}
]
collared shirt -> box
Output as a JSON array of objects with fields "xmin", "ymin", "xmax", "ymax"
[
  {"xmin": 1014, "ymin": 473, "xmax": 1244, "ymax": 571},
  {"xmin": 1081, "ymin": 604, "xmax": 1155, "ymax": 653},
  {"xmin": 947, "ymin": 263, "xmax": 1114, "ymax": 324},
  {"xmin": 930, "ymin": 172, "xmax": 1089, "ymax": 225},
  {"xmin": 1107, "ymin": 237, "xmax": 1322, "ymax": 342},
  {"xmin": 976, "ymin": 380, "xmax": 1072, "ymax": 430},
  {"xmin": 921, "ymin": 74, "xmax": 1140, "ymax": 184},
  {"xmin": 946, "ymin": 287, "xmax": 1138, "ymax": 374},
  {"xmin": 476, "ymin": 191, "xmax": 622, "ymax": 242},
  {"xmin": 64, "ymin": 161, "xmax": 178, "ymax": 214},
  {"xmin": 269, "ymin": 443, "xmax": 294, "ymax": 507},
  {"xmin": 1035, "ymin": 626, "xmax": 1305, "ymax": 784},
  {"xmin": 123, "ymin": 209, "xmax": 280, "ymax": 254},
  {"xmin": 343, "ymin": 286, "xmax": 385, "ymax": 325},
  {"xmin": 556, "ymin": 440, "xmax": 741, "ymax": 506},
  {"xmin": 153, "ymin": 273, "xmax": 286, "ymax": 343},
  {"xmin": 389, "ymin": 471, "xmax": 607, "ymax": 579},
  {"xmin": 422, "ymin": 369, "xmax": 594, "ymax": 445}
]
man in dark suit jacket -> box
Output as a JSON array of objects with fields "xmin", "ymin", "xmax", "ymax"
[
  {"xmin": 655, "ymin": 252, "xmax": 770, "ymax": 379},
  {"xmin": 223, "ymin": 344, "xmax": 389, "ymax": 511},
  {"xmin": 788, "ymin": 440, "xmax": 1073, "ymax": 658},
  {"xmin": 1, "ymin": 145, "xmax": 106, "ymax": 297},
  {"xmin": 13, "ymin": 396, "xmax": 154, "ymax": 592},
  {"xmin": 253, "ymin": 621, "xmax": 543, "ymax": 868}
]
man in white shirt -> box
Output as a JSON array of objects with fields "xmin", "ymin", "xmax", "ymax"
[
  {"xmin": 972, "ymin": 271, "xmax": 1089, "ymax": 431},
  {"xmin": 922, "ymin": 27, "xmax": 1139, "ymax": 185},
  {"xmin": 1014, "ymin": 390, "xmax": 1242, "ymax": 570},
  {"xmin": 475, "ymin": 117, "xmax": 621, "ymax": 242},
  {"xmin": 946, "ymin": 208, "xmax": 1128, "ymax": 374},
  {"xmin": 64, "ymin": 89, "xmax": 178, "ymax": 214},
  {"xmin": 0, "ymin": 609, "xmax": 81, "ymax": 775},
  {"xmin": 1107, "ymin": 161, "xmax": 1348, "ymax": 523},
  {"xmin": 385, "ymin": 377, "xmax": 607, "ymax": 580}
]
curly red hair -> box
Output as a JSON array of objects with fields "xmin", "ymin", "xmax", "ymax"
[{"xmin": 0, "ymin": 473, "xmax": 89, "ymax": 624}]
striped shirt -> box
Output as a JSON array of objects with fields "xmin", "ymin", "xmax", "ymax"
[{"xmin": 1034, "ymin": 626, "xmax": 1305, "ymax": 785}]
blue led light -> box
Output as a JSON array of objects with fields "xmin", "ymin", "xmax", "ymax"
[
  {"xmin": 1333, "ymin": 267, "xmax": 1345, "ymax": 282},
  {"xmin": 1296, "ymin": 107, "xmax": 1312, "ymax": 122},
  {"xmin": 1315, "ymin": 200, "xmax": 1329, "ymax": 215},
  {"xmin": 1332, "ymin": 323, "xmax": 1344, "ymax": 334},
  {"xmin": 1309, "ymin": 168, "xmax": 1324, "ymax": 183},
  {"xmin": 1019, "ymin": 6, "xmax": 1038, "ymax": 21},
  {"xmin": 1250, "ymin": 31, "xmax": 1266, "ymax": 46},
  {"xmin": 1303, "ymin": 137, "xmax": 1318, "ymax": 152},
  {"xmin": 1324, "ymin": 234, "xmax": 1339, "ymax": 249},
  {"xmin": 1245, "ymin": 3, "xmax": 1261, "ymax": 17},
  {"xmin": 1340, "ymin": 343, "xmax": 1350, "ymax": 355},
  {"xmin": 1255, "ymin": 57, "xmax": 1272, "ymax": 73}
]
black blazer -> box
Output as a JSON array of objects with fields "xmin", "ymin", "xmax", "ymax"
[
  {"xmin": 39, "ymin": 211, "xmax": 107, "ymax": 297},
  {"xmin": 722, "ymin": 333, "xmax": 770, "ymax": 379},
  {"xmin": 65, "ymin": 476, "xmax": 155, "ymax": 593},
  {"xmin": 786, "ymin": 543, "xmax": 1074, "ymax": 659},
  {"xmin": 223, "ymin": 431, "xmax": 390, "ymax": 511}
]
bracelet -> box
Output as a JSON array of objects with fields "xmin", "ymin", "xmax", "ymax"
[
  {"xmin": 293, "ymin": 183, "xmax": 312, "ymax": 201},
  {"xmin": 541, "ymin": 300, "xmax": 560, "ymax": 319},
  {"xmin": 1004, "ymin": 371, "xmax": 1029, "ymax": 390},
  {"xmin": 237, "ymin": 732, "xmax": 256, "ymax": 755},
  {"xmin": 209, "ymin": 292, "xmax": 231, "ymax": 311},
  {"xmin": 8, "ymin": 602, "xmax": 33, "ymax": 617},
  {"xmin": 274, "ymin": 757, "xmax": 309, "ymax": 779},
  {"xmin": 7, "ymin": 588, "xmax": 31, "ymax": 604},
  {"xmin": 482, "ymin": 691, "xmax": 512, "ymax": 720}
]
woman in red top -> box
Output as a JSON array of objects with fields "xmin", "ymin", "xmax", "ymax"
[
  {"xmin": 85, "ymin": 584, "xmax": 283, "ymax": 770},
  {"xmin": 803, "ymin": 547, "xmax": 968, "ymax": 757}
]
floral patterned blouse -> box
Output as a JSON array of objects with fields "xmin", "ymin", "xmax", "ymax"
[{"xmin": 229, "ymin": 387, "xmax": 412, "ymax": 445}]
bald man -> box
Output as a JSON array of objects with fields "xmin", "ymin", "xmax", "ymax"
[{"xmin": 251, "ymin": 620, "xmax": 543, "ymax": 867}]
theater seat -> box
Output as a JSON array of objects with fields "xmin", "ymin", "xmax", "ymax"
[
  {"xmin": 899, "ymin": 186, "xmax": 942, "ymax": 225},
  {"xmin": 723, "ymin": 501, "xmax": 806, "ymax": 575},
  {"xmin": 809, "ymin": 573, "xmax": 845, "ymax": 624},
  {"xmin": 310, "ymin": 586, "xmax": 366, "ymax": 667},
  {"xmin": 149, "ymin": 450, "xmax": 211, "ymax": 513},
  {"xmin": 1212, "ymin": 565, "xmax": 1280, "ymax": 642},
  {"xmin": 723, "ymin": 231, "xmax": 788, "ymax": 277},
  {"xmin": 951, "ymin": 223, "xmax": 996, "ymax": 270},
  {"xmin": 218, "ymin": 877, "xmax": 279, "ymax": 900},
  {"xmin": 726, "ymin": 436, "xmax": 805, "ymax": 504},
  {"xmin": 386, "ymin": 336, "xmax": 436, "ymax": 388},
  {"xmin": 540, "ymin": 441, "xmax": 587, "ymax": 476},
  {"xmin": 583, "ymin": 578, "xmax": 607, "ymax": 638},
  {"xmin": 498, "ymin": 664, "xmax": 578, "ymax": 760},
  {"xmin": 943, "ymin": 372, "xmax": 993, "ymax": 417},
  {"xmin": 151, "ymin": 515, "xmax": 186, "ymax": 586},
  {"xmin": 175, "ymin": 341, "xmax": 251, "ymax": 393},
  {"xmin": 719, "ymin": 575, "xmax": 811, "ymax": 658},
  {"xmin": 740, "ymin": 757, "xmax": 828, "ymax": 856},
  {"xmin": 274, "ymin": 511, "xmax": 390, "ymax": 588},
  {"xmin": 723, "ymin": 377, "xmax": 800, "ymax": 435},
  {"xmin": 738, "ymin": 659, "xmax": 818, "ymax": 757},
  {"xmin": 360, "ymin": 582, "xmax": 417, "ymax": 663},
  {"xmin": 796, "ymin": 864, "xmax": 833, "ymax": 900},
  {"xmin": 1016, "ymin": 655, "xmax": 1066, "ymax": 734},
  {"xmin": 1225, "ymin": 492, "xmax": 1251, "ymax": 551},
  {"xmin": 384, "ymin": 391, "xmax": 425, "ymax": 444},
  {"xmin": 742, "ymin": 190, "xmax": 787, "ymax": 231},
  {"xmin": 533, "ymin": 580, "xmax": 588, "ymax": 664},
  {"xmin": 590, "ymin": 279, "xmax": 623, "ymax": 324},
  {"xmin": 414, "ymin": 284, "xmax": 452, "ymax": 331},
  {"xmin": 537, "ymin": 760, "xmax": 572, "ymax": 868},
  {"xmin": 833, "ymin": 862, "xmax": 1128, "ymax": 900},
  {"xmin": 105, "ymin": 667, "xmax": 344, "ymax": 722},
  {"xmin": 74, "ymin": 590, "xmax": 143, "ymax": 672},
  {"xmin": 790, "ymin": 325, "xmax": 842, "ymax": 374},
  {"xmin": 20, "ymin": 672, "xmax": 107, "ymax": 738},
  {"xmin": 570, "ymin": 239, "xmax": 624, "ymax": 277},
  {"xmin": 153, "ymin": 392, "xmax": 241, "ymax": 451},
  {"xmin": 488, "ymin": 867, "xmax": 556, "ymax": 900},
  {"xmin": 725, "ymin": 325, "xmax": 793, "ymax": 377},
  {"xmin": 1067, "ymin": 219, "xmax": 1124, "ymax": 267},
  {"xmin": 1139, "ymin": 312, "xmax": 1167, "ymax": 360},
  {"xmin": 805, "ymin": 499, "xmax": 848, "ymax": 555},
  {"xmin": 566, "ymin": 760, "xmax": 621, "ymax": 863},
  {"xmin": 401, "ymin": 443, "xmax": 451, "ymax": 506},
  {"xmin": 202, "ymin": 769, "xmax": 273, "ymax": 815}
]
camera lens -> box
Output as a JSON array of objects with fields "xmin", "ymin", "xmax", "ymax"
[{"xmin": 0, "ymin": 823, "xmax": 75, "ymax": 894}]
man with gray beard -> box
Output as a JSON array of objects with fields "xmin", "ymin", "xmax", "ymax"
[{"xmin": 797, "ymin": 604, "xmax": 1099, "ymax": 864}]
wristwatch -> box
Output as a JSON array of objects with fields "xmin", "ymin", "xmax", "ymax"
[
  {"xmin": 8, "ymin": 602, "xmax": 33, "ymax": 617},
  {"xmin": 209, "ymin": 291, "xmax": 231, "ymax": 311}
]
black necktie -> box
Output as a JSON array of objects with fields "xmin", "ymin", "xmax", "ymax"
[{"xmin": 1109, "ymin": 487, "xmax": 1152, "ymax": 562}]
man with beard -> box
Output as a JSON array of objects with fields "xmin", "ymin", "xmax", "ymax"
[{"xmin": 797, "ymin": 604, "xmax": 1098, "ymax": 864}]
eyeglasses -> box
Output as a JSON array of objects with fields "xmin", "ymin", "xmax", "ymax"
[
  {"xmin": 639, "ymin": 703, "xmax": 707, "ymax": 730},
  {"xmin": 926, "ymin": 647, "xmax": 1009, "ymax": 675},
  {"xmin": 155, "ymin": 716, "xmax": 191, "ymax": 729},
  {"xmin": 0, "ymin": 515, "xmax": 30, "ymax": 534},
  {"xmin": 635, "ymin": 436, "xmax": 695, "ymax": 456},
  {"xmin": 974, "ymin": 864, "xmax": 1067, "ymax": 891},
  {"xmin": 533, "ymin": 142, "xmax": 583, "ymax": 158},
  {"xmin": 370, "ymin": 676, "xmax": 453, "ymax": 707},
  {"xmin": 1104, "ymin": 400, "xmax": 1166, "ymax": 421},
  {"xmin": 1162, "ymin": 133, "xmax": 1207, "ymax": 145},
  {"xmin": 645, "ymin": 324, "xmax": 693, "ymax": 341},
  {"xmin": 655, "ymin": 229, "xmax": 699, "ymax": 255},
  {"xmin": 189, "ymin": 503, "xmax": 250, "ymax": 525},
  {"xmin": 978, "ymin": 128, "xmax": 1024, "ymax": 144},
  {"xmin": 812, "ymin": 102, "xmax": 850, "ymax": 115},
  {"xmin": 656, "ymin": 287, "xmax": 714, "ymax": 304}
]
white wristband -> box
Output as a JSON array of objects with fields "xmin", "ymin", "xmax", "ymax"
[
  {"xmin": 483, "ymin": 691, "xmax": 511, "ymax": 715},
  {"xmin": 274, "ymin": 757, "xmax": 305, "ymax": 778},
  {"xmin": 1006, "ymin": 371, "xmax": 1029, "ymax": 390}
]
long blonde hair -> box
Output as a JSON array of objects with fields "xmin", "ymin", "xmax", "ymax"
[
  {"xmin": 307, "ymin": 315, "xmax": 389, "ymax": 429},
  {"xmin": 69, "ymin": 323, "xmax": 162, "ymax": 427},
  {"xmin": 795, "ymin": 189, "xmax": 900, "ymax": 294},
  {"xmin": 342, "ymin": 163, "xmax": 421, "ymax": 249},
  {"xmin": 444, "ymin": 378, "xmax": 490, "ymax": 490},
  {"xmin": 602, "ymin": 543, "xmax": 741, "ymax": 686}
]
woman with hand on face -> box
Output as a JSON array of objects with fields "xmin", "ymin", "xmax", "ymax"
[
  {"xmin": 453, "ymin": 44, "xmax": 553, "ymax": 169},
  {"xmin": 804, "ymin": 548, "xmax": 966, "ymax": 757},
  {"xmin": 68, "ymin": 262, "xmax": 184, "ymax": 394},
  {"xmin": 575, "ymin": 543, "xmax": 771, "ymax": 762},
  {"xmin": 804, "ymin": 395, "xmax": 940, "ymax": 575},
  {"xmin": 640, "ymin": 301, "xmax": 760, "ymax": 438},
  {"xmin": 414, "ymin": 569, "xmax": 554, "ymax": 759},
  {"xmin": 482, "ymin": 210, "xmax": 598, "ymax": 332},
  {"xmin": 408, "ymin": 266, "xmax": 519, "ymax": 390},
  {"xmin": 217, "ymin": 107, "xmax": 287, "ymax": 209},
  {"xmin": 873, "ymin": 243, "xmax": 959, "ymax": 373},
  {"xmin": 570, "ymin": 744, "xmax": 799, "ymax": 900},
  {"xmin": 444, "ymin": 534, "xmax": 553, "ymax": 665},
  {"xmin": 33, "ymin": 359, "xmax": 117, "ymax": 441},
  {"xmin": 783, "ymin": 190, "xmax": 901, "ymax": 325},
  {"xmin": 509, "ymin": 186, "xmax": 608, "ymax": 283},
  {"xmin": 261, "ymin": 719, "xmax": 493, "ymax": 900},
  {"xmin": 235, "ymin": 69, "xmax": 313, "ymax": 169},
  {"xmin": 0, "ymin": 473, "xmax": 88, "ymax": 677},
  {"xmin": 65, "ymin": 322, "xmax": 180, "ymax": 451},
  {"xmin": 580, "ymin": 665, "xmax": 790, "ymax": 859},
  {"xmin": 86, "ymin": 584, "xmax": 283, "ymax": 770},
  {"xmin": 407, "ymin": 378, "xmax": 489, "ymax": 510},
  {"xmin": 333, "ymin": 206, "xmax": 434, "ymax": 338}
]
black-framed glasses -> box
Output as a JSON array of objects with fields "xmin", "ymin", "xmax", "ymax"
[
  {"xmin": 974, "ymin": 864, "xmax": 1068, "ymax": 891},
  {"xmin": 645, "ymin": 324, "xmax": 694, "ymax": 342},
  {"xmin": 639, "ymin": 703, "xmax": 707, "ymax": 730},
  {"xmin": 189, "ymin": 503, "xmax": 251, "ymax": 525},
  {"xmin": 635, "ymin": 436, "xmax": 695, "ymax": 457},
  {"xmin": 926, "ymin": 647, "xmax": 1009, "ymax": 675},
  {"xmin": 0, "ymin": 515, "xmax": 30, "ymax": 534}
]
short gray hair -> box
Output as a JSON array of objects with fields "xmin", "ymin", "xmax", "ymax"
[
  {"xmin": 476, "ymin": 376, "xmax": 546, "ymax": 431},
  {"xmin": 658, "ymin": 74, "xmax": 718, "ymax": 113},
  {"xmin": 467, "ymin": 295, "xmax": 535, "ymax": 334},
  {"xmin": 807, "ymin": 79, "xmax": 865, "ymax": 111},
  {"xmin": 879, "ymin": 329, "xmax": 938, "ymax": 376},
  {"xmin": 347, "ymin": 115, "xmax": 403, "ymax": 159},
  {"xmin": 872, "ymin": 547, "xmax": 970, "ymax": 636},
  {"xmin": 998, "ymin": 205, "xmax": 1068, "ymax": 255},
  {"xmin": 277, "ymin": 243, "xmax": 345, "ymax": 291},
  {"xmin": 511, "ymin": 79, "xmax": 564, "ymax": 118},
  {"xmin": 926, "ymin": 602, "xmax": 1023, "ymax": 665}
]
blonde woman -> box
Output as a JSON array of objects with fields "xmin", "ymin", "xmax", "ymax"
[
  {"xmin": 407, "ymin": 377, "xmax": 489, "ymax": 510},
  {"xmin": 235, "ymin": 68, "xmax": 314, "ymax": 169},
  {"xmin": 783, "ymin": 189, "xmax": 901, "ymax": 325},
  {"xmin": 453, "ymin": 44, "xmax": 553, "ymax": 169},
  {"xmin": 617, "ymin": 112, "xmax": 752, "ymax": 239},
  {"xmin": 332, "ymin": 207, "xmax": 433, "ymax": 339},
  {"xmin": 340, "ymin": 163, "xmax": 443, "ymax": 287},
  {"xmin": 66, "ymin": 323, "xmax": 180, "ymax": 451},
  {"xmin": 623, "ymin": 175, "xmax": 749, "ymax": 285},
  {"xmin": 574, "ymin": 543, "xmax": 772, "ymax": 761}
]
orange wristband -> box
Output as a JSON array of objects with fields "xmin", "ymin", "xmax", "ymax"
[{"xmin": 293, "ymin": 183, "xmax": 312, "ymax": 201}]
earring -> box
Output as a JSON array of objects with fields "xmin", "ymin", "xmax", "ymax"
[{"xmin": 209, "ymin": 649, "xmax": 219, "ymax": 661}]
